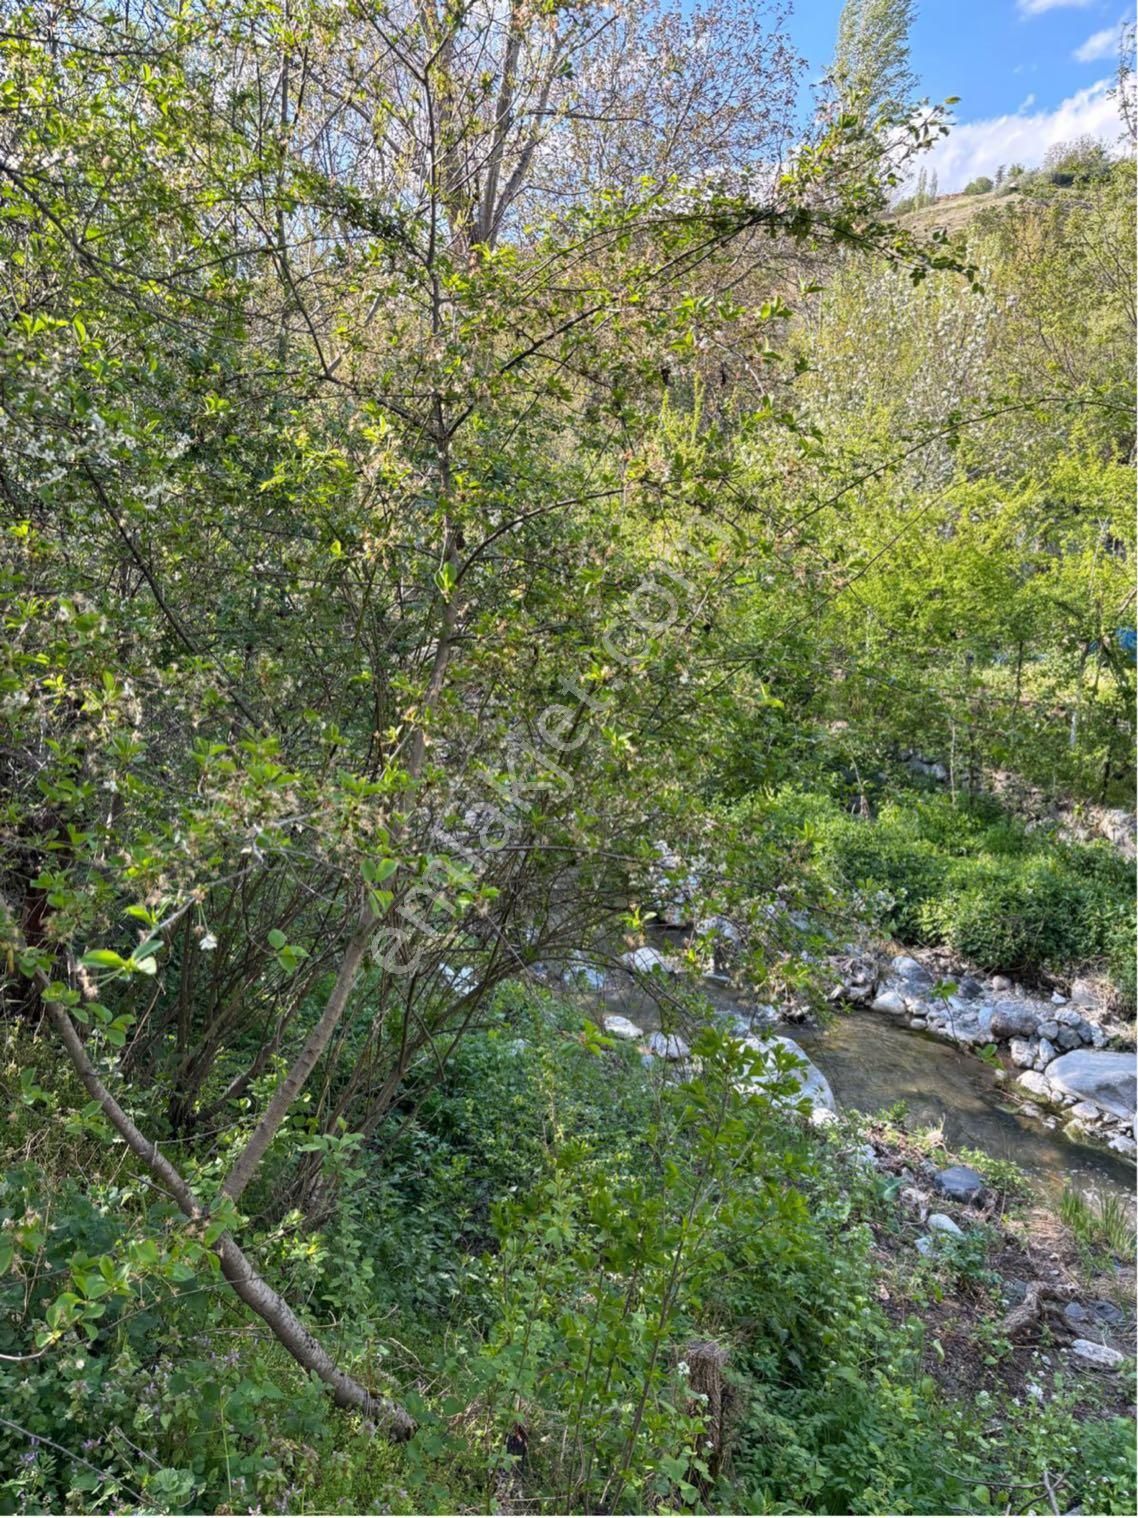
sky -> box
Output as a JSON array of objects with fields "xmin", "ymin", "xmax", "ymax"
[{"xmin": 787, "ymin": 0, "xmax": 1132, "ymax": 191}]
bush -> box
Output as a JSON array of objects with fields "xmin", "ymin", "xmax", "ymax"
[{"xmin": 733, "ymin": 786, "xmax": 1136, "ymax": 992}]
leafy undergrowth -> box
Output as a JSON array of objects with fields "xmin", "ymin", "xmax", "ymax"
[
  {"xmin": 3, "ymin": 989, "xmax": 1135, "ymax": 1516},
  {"xmin": 729, "ymin": 784, "xmax": 1136, "ymax": 1009}
]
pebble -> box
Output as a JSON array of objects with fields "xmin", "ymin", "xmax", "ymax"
[{"xmin": 927, "ymin": 1213, "xmax": 964, "ymax": 1237}]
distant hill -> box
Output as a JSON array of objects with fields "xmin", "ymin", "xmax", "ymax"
[{"xmin": 897, "ymin": 181, "xmax": 1094, "ymax": 239}]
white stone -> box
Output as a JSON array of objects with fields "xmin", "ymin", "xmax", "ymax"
[
  {"xmin": 1016, "ymin": 1070, "xmax": 1052, "ymax": 1101},
  {"xmin": 1069, "ymin": 1340, "xmax": 1125, "ymax": 1370},
  {"xmin": 927, "ymin": 1213, "xmax": 964, "ymax": 1237},
  {"xmin": 647, "ymin": 1031, "xmax": 689, "ymax": 1060},
  {"xmin": 621, "ymin": 946, "xmax": 679, "ymax": 975},
  {"xmin": 909, "ymin": 1017, "xmax": 928, "ymax": 1030},
  {"xmin": 1009, "ymin": 1037, "xmax": 1038, "ymax": 1069},
  {"xmin": 872, "ymin": 990, "xmax": 908, "ymax": 1016},
  {"xmin": 1035, "ymin": 1037, "xmax": 1058, "ymax": 1069},
  {"xmin": 1046, "ymin": 1050, "xmax": 1137, "ymax": 1123},
  {"xmin": 1068, "ymin": 1101, "xmax": 1101, "ymax": 1123},
  {"xmin": 737, "ymin": 1034, "xmax": 836, "ymax": 1114},
  {"xmin": 603, "ymin": 1015, "xmax": 643, "ymax": 1041},
  {"xmin": 1108, "ymin": 1134, "xmax": 1137, "ymax": 1157}
]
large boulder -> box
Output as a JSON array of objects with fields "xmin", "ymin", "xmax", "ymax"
[
  {"xmin": 1044, "ymin": 1051, "xmax": 1137, "ymax": 1123},
  {"xmin": 990, "ymin": 1001, "xmax": 1040, "ymax": 1040},
  {"xmin": 891, "ymin": 955, "xmax": 934, "ymax": 992}
]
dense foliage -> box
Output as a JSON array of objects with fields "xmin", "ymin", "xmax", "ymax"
[{"xmin": 0, "ymin": 1, "xmax": 1133, "ymax": 1513}]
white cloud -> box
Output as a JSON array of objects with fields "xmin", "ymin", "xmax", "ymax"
[
  {"xmin": 920, "ymin": 78, "xmax": 1125, "ymax": 192},
  {"xmin": 1018, "ymin": 0, "xmax": 1093, "ymax": 16},
  {"xmin": 1017, "ymin": 92, "xmax": 1037, "ymax": 110},
  {"xmin": 1074, "ymin": 24, "xmax": 1124, "ymax": 63}
]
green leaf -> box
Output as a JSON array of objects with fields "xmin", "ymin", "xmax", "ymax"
[{"xmin": 81, "ymin": 949, "xmax": 127, "ymax": 970}]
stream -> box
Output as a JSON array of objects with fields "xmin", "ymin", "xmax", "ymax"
[{"xmin": 597, "ymin": 956, "xmax": 1136, "ymax": 1205}]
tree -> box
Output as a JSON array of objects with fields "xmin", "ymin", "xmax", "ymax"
[
  {"xmin": 0, "ymin": 0, "xmax": 958, "ymax": 1436},
  {"xmin": 832, "ymin": 0, "xmax": 918, "ymax": 121}
]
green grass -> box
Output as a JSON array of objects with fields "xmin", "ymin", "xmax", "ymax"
[{"xmin": 1059, "ymin": 1186, "xmax": 1137, "ymax": 1264}]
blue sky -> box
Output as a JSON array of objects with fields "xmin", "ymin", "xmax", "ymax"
[{"xmin": 787, "ymin": 0, "xmax": 1131, "ymax": 190}]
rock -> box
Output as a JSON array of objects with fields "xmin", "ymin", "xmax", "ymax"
[
  {"xmin": 1108, "ymin": 1134, "xmax": 1137, "ymax": 1157},
  {"xmin": 1069, "ymin": 1340, "xmax": 1125, "ymax": 1371},
  {"xmin": 1089, "ymin": 1300, "xmax": 1128, "ymax": 1328},
  {"xmin": 872, "ymin": 990, "xmax": 908, "ymax": 1016},
  {"xmin": 1035, "ymin": 1037, "xmax": 1058, "ymax": 1069},
  {"xmin": 909, "ymin": 1017, "xmax": 928, "ymax": 1030},
  {"xmin": 1010, "ymin": 1038, "xmax": 1038, "ymax": 1069},
  {"xmin": 1069, "ymin": 978, "xmax": 1101, "ymax": 1009},
  {"xmin": 1091, "ymin": 1025, "xmax": 1107, "ymax": 1049},
  {"xmin": 1045, "ymin": 1051, "xmax": 1137, "ymax": 1122},
  {"xmin": 621, "ymin": 946, "xmax": 678, "ymax": 975},
  {"xmin": 738, "ymin": 1034, "xmax": 836, "ymax": 1114},
  {"xmin": 991, "ymin": 975, "xmax": 1013, "ymax": 992},
  {"xmin": 1038, "ymin": 1020, "xmax": 1060, "ymax": 1042},
  {"xmin": 1056, "ymin": 1007, "xmax": 1083, "ymax": 1028},
  {"xmin": 1002, "ymin": 1278, "xmax": 1029, "ymax": 1306},
  {"xmin": 934, "ymin": 1165, "xmax": 985, "ymax": 1205},
  {"xmin": 1020, "ymin": 1101, "xmax": 1043, "ymax": 1119},
  {"xmin": 915, "ymin": 1236, "xmax": 934, "ymax": 1256},
  {"xmin": 603, "ymin": 1015, "xmax": 643, "ymax": 1041},
  {"xmin": 957, "ymin": 975, "xmax": 985, "ymax": 999},
  {"xmin": 441, "ymin": 964, "xmax": 478, "ymax": 994},
  {"xmin": 990, "ymin": 1001, "xmax": 1039, "ymax": 1040},
  {"xmin": 696, "ymin": 914, "xmax": 741, "ymax": 945},
  {"xmin": 647, "ymin": 1031, "xmax": 690, "ymax": 1060},
  {"xmin": 852, "ymin": 1143, "xmax": 877, "ymax": 1169},
  {"xmin": 1056, "ymin": 1026, "xmax": 1082, "ymax": 1051},
  {"xmin": 809, "ymin": 1106, "xmax": 839, "ymax": 1128},
  {"xmin": 1051, "ymin": 991, "xmax": 1068, "ymax": 1005},
  {"xmin": 1016, "ymin": 1070, "xmax": 1052, "ymax": 1101},
  {"xmin": 565, "ymin": 955, "xmax": 606, "ymax": 989},
  {"xmin": 891, "ymin": 955, "xmax": 933, "ymax": 991},
  {"xmin": 927, "ymin": 1213, "xmax": 964, "ymax": 1237},
  {"xmin": 844, "ymin": 983, "xmax": 875, "ymax": 1004},
  {"xmin": 1068, "ymin": 1101, "xmax": 1102, "ymax": 1123}
]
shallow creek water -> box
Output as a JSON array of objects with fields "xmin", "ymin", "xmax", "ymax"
[{"xmin": 597, "ymin": 960, "xmax": 1135, "ymax": 1205}]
